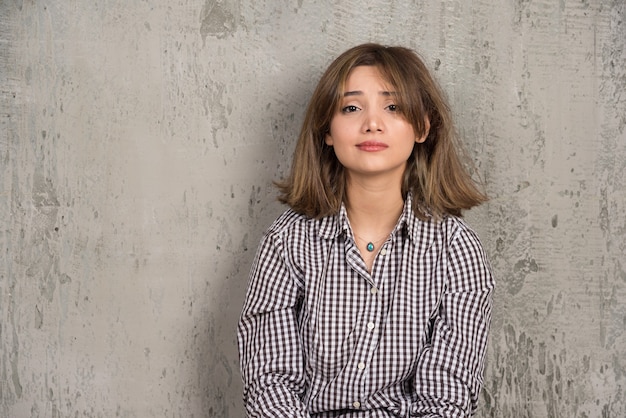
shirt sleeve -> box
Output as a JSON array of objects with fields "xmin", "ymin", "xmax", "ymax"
[
  {"xmin": 411, "ymin": 226, "xmax": 495, "ymax": 417},
  {"xmin": 237, "ymin": 231, "xmax": 310, "ymax": 418}
]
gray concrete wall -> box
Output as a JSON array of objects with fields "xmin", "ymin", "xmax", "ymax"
[{"xmin": 1, "ymin": 0, "xmax": 624, "ymax": 416}]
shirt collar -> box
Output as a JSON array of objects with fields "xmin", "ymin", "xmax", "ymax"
[{"xmin": 317, "ymin": 205, "xmax": 349, "ymax": 241}]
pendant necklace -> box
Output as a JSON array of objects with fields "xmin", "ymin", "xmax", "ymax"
[{"xmin": 355, "ymin": 233, "xmax": 389, "ymax": 252}]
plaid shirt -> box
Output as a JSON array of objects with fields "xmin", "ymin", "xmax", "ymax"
[{"xmin": 238, "ymin": 196, "xmax": 494, "ymax": 417}]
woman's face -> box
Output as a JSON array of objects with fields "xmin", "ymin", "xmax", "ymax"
[{"xmin": 325, "ymin": 65, "xmax": 427, "ymax": 184}]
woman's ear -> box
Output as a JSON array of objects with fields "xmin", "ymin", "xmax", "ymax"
[
  {"xmin": 325, "ymin": 132, "xmax": 334, "ymax": 146},
  {"xmin": 416, "ymin": 117, "xmax": 430, "ymax": 143}
]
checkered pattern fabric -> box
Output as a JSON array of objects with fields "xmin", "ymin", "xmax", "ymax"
[{"xmin": 238, "ymin": 196, "xmax": 494, "ymax": 417}]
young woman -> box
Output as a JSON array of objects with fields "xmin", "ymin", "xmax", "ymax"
[{"xmin": 237, "ymin": 43, "xmax": 495, "ymax": 417}]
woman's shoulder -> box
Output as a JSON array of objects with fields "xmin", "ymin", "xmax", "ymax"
[
  {"xmin": 439, "ymin": 214, "xmax": 488, "ymax": 253},
  {"xmin": 442, "ymin": 213, "xmax": 473, "ymax": 232},
  {"xmin": 264, "ymin": 207, "xmax": 314, "ymax": 238},
  {"xmin": 416, "ymin": 212, "xmax": 483, "ymax": 245},
  {"xmin": 262, "ymin": 207, "xmax": 339, "ymax": 251}
]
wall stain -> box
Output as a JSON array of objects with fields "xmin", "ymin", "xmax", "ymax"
[
  {"xmin": 200, "ymin": 0, "xmax": 238, "ymax": 43},
  {"xmin": 511, "ymin": 257, "xmax": 539, "ymax": 295},
  {"xmin": 35, "ymin": 304, "xmax": 43, "ymax": 329},
  {"xmin": 10, "ymin": 326, "xmax": 22, "ymax": 398},
  {"xmin": 202, "ymin": 79, "xmax": 230, "ymax": 147}
]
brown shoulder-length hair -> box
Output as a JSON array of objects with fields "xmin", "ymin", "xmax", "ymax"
[{"xmin": 276, "ymin": 43, "xmax": 487, "ymax": 220}]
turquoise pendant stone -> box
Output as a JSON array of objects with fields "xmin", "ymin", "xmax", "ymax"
[{"xmin": 366, "ymin": 242, "xmax": 375, "ymax": 252}]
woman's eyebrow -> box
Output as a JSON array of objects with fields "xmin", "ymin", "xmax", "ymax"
[{"xmin": 343, "ymin": 90, "xmax": 397, "ymax": 97}]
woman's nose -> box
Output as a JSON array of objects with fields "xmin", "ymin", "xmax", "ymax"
[{"xmin": 363, "ymin": 109, "xmax": 383, "ymax": 132}]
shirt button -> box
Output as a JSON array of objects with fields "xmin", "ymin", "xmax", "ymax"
[
  {"xmin": 380, "ymin": 248, "xmax": 387, "ymax": 256},
  {"xmin": 370, "ymin": 287, "xmax": 378, "ymax": 295},
  {"xmin": 357, "ymin": 362, "xmax": 366, "ymax": 370},
  {"xmin": 353, "ymin": 401, "xmax": 361, "ymax": 408},
  {"xmin": 367, "ymin": 322, "xmax": 375, "ymax": 330}
]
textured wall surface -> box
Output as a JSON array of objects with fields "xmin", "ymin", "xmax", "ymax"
[{"xmin": 1, "ymin": 1, "xmax": 624, "ymax": 417}]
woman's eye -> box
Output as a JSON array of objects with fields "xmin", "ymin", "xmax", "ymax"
[
  {"xmin": 387, "ymin": 104, "xmax": 398, "ymax": 112},
  {"xmin": 341, "ymin": 105, "xmax": 360, "ymax": 113}
]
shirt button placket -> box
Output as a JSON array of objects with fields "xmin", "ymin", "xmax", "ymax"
[{"xmin": 354, "ymin": 250, "xmax": 385, "ymax": 412}]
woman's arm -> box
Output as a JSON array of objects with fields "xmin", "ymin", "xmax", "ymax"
[
  {"xmin": 237, "ymin": 232, "xmax": 310, "ymax": 418},
  {"xmin": 411, "ymin": 225, "xmax": 495, "ymax": 417}
]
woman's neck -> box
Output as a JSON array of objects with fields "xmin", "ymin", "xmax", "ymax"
[{"xmin": 344, "ymin": 177, "xmax": 404, "ymax": 237}]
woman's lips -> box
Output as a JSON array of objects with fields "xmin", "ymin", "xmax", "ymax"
[{"xmin": 356, "ymin": 141, "xmax": 388, "ymax": 152}]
